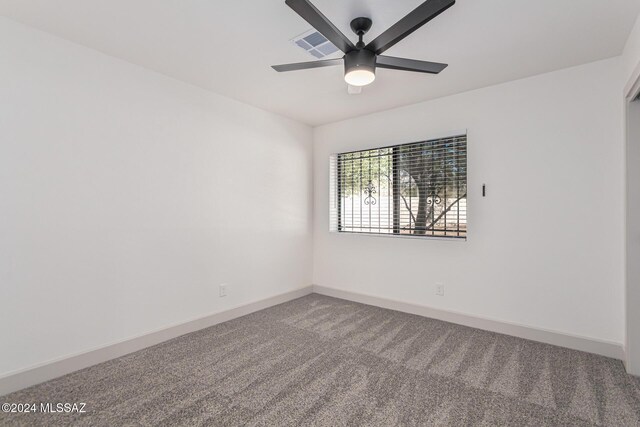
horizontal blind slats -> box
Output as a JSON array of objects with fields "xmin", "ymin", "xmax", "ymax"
[{"xmin": 329, "ymin": 134, "xmax": 467, "ymax": 239}]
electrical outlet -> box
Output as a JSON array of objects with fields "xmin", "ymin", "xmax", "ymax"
[
  {"xmin": 435, "ymin": 283, "xmax": 445, "ymax": 296},
  {"xmin": 219, "ymin": 284, "xmax": 227, "ymax": 297}
]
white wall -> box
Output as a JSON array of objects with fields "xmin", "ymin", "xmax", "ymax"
[
  {"xmin": 622, "ymin": 15, "xmax": 640, "ymax": 87},
  {"xmin": 0, "ymin": 17, "xmax": 313, "ymax": 377},
  {"xmin": 313, "ymin": 57, "xmax": 625, "ymax": 345},
  {"xmin": 622, "ymin": 15, "xmax": 640, "ymax": 375}
]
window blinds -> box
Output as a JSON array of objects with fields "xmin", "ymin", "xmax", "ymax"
[{"xmin": 330, "ymin": 134, "xmax": 467, "ymax": 239}]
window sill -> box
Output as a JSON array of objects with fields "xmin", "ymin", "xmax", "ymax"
[{"xmin": 330, "ymin": 230, "xmax": 467, "ymax": 242}]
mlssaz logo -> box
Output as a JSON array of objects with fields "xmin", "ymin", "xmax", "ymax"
[{"xmin": 40, "ymin": 402, "xmax": 87, "ymax": 413}]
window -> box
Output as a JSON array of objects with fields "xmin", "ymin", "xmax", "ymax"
[{"xmin": 330, "ymin": 134, "xmax": 467, "ymax": 239}]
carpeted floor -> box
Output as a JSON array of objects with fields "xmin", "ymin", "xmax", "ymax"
[{"xmin": 2, "ymin": 294, "xmax": 640, "ymax": 426}]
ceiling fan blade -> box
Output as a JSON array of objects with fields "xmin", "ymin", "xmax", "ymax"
[
  {"xmin": 376, "ymin": 56, "xmax": 447, "ymax": 74},
  {"xmin": 285, "ymin": 0, "xmax": 356, "ymax": 53},
  {"xmin": 365, "ymin": 0, "xmax": 455, "ymax": 55},
  {"xmin": 272, "ymin": 58, "xmax": 343, "ymax": 72}
]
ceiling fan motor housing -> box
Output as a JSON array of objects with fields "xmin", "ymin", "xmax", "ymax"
[{"xmin": 344, "ymin": 49, "xmax": 376, "ymax": 78}]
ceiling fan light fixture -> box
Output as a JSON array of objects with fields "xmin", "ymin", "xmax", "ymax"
[
  {"xmin": 344, "ymin": 49, "xmax": 376, "ymax": 87},
  {"xmin": 344, "ymin": 68, "xmax": 375, "ymax": 86}
]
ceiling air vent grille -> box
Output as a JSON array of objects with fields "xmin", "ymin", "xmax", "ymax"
[{"xmin": 292, "ymin": 30, "xmax": 340, "ymax": 59}]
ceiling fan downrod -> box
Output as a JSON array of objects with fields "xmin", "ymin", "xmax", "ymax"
[{"xmin": 350, "ymin": 17, "xmax": 372, "ymax": 49}]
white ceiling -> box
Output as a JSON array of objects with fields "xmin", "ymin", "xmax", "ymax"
[{"xmin": 1, "ymin": 0, "xmax": 639, "ymax": 126}]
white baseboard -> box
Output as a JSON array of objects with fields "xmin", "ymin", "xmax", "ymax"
[
  {"xmin": 313, "ymin": 285, "xmax": 625, "ymax": 360},
  {"xmin": 0, "ymin": 286, "xmax": 313, "ymax": 397}
]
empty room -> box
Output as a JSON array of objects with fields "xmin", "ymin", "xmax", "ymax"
[{"xmin": 1, "ymin": 0, "xmax": 640, "ymax": 425}]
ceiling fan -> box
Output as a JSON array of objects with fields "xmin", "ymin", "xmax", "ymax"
[{"xmin": 272, "ymin": 0, "xmax": 455, "ymax": 87}]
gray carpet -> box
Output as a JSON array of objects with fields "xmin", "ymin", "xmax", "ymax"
[{"xmin": 2, "ymin": 294, "xmax": 640, "ymax": 426}]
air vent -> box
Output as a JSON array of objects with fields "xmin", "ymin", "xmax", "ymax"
[{"xmin": 291, "ymin": 29, "xmax": 340, "ymax": 59}]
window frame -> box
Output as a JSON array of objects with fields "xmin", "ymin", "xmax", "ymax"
[{"xmin": 330, "ymin": 133, "xmax": 468, "ymax": 240}]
